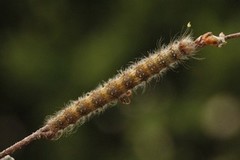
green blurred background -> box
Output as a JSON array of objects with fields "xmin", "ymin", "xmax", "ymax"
[{"xmin": 1, "ymin": 0, "xmax": 240, "ymax": 160}]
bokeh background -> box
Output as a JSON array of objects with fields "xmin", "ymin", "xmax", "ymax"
[{"xmin": 1, "ymin": 0, "xmax": 240, "ymax": 160}]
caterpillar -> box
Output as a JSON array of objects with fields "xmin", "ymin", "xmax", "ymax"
[{"xmin": 44, "ymin": 32, "xmax": 218, "ymax": 140}]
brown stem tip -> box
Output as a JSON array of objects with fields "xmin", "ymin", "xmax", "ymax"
[{"xmin": 195, "ymin": 32, "xmax": 240, "ymax": 48}]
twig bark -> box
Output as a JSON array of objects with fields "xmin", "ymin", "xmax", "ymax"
[
  {"xmin": 0, "ymin": 125, "xmax": 54, "ymax": 159},
  {"xmin": 225, "ymin": 32, "xmax": 240, "ymax": 40}
]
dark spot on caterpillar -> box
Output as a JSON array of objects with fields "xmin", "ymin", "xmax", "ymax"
[
  {"xmin": 146, "ymin": 60, "xmax": 159, "ymax": 74},
  {"xmin": 56, "ymin": 119, "xmax": 64, "ymax": 128},
  {"xmin": 76, "ymin": 106, "xmax": 92, "ymax": 116},
  {"xmin": 170, "ymin": 48, "xmax": 179, "ymax": 60},
  {"xmin": 119, "ymin": 90, "xmax": 132, "ymax": 105},
  {"xmin": 67, "ymin": 116, "xmax": 74, "ymax": 124},
  {"xmin": 157, "ymin": 55, "xmax": 167, "ymax": 67},
  {"xmin": 53, "ymin": 111, "xmax": 78, "ymax": 130},
  {"xmin": 107, "ymin": 83, "xmax": 123, "ymax": 99},
  {"xmin": 135, "ymin": 65, "xmax": 150, "ymax": 81},
  {"xmin": 64, "ymin": 111, "xmax": 77, "ymax": 124},
  {"xmin": 94, "ymin": 109, "xmax": 100, "ymax": 114},
  {"xmin": 91, "ymin": 92, "xmax": 107, "ymax": 108},
  {"xmin": 122, "ymin": 74, "xmax": 135, "ymax": 89},
  {"xmin": 54, "ymin": 116, "xmax": 70, "ymax": 130}
]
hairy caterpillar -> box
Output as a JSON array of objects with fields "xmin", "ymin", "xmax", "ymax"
[{"xmin": 44, "ymin": 33, "xmax": 198, "ymax": 139}]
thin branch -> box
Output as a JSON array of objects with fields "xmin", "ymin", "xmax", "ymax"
[
  {"xmin": 0, "ymin": 31, "xmax": 239, "ymax": 159},
  {"xmin": 0, "ymin": 126, "xmax": 53, "ymax": 159},
  {"xmin": 225, "ymin": 32, "xmax": 240, "ymax": 40}
]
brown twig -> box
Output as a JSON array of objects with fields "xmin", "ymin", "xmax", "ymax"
[
  {"xmin": 194, "ymin": 32, "xmax": 240, "ymax": 48},
  {"xmin": 0, "ymin": 125, "xmax": 53, "ymax": 159},
  {"xmin": 0, "ymin": 31, "xmax": 239, "ymax": 159},
  {"xmin": 225, "ymin": 32, "xmax": 240, "ymax": 40}
]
